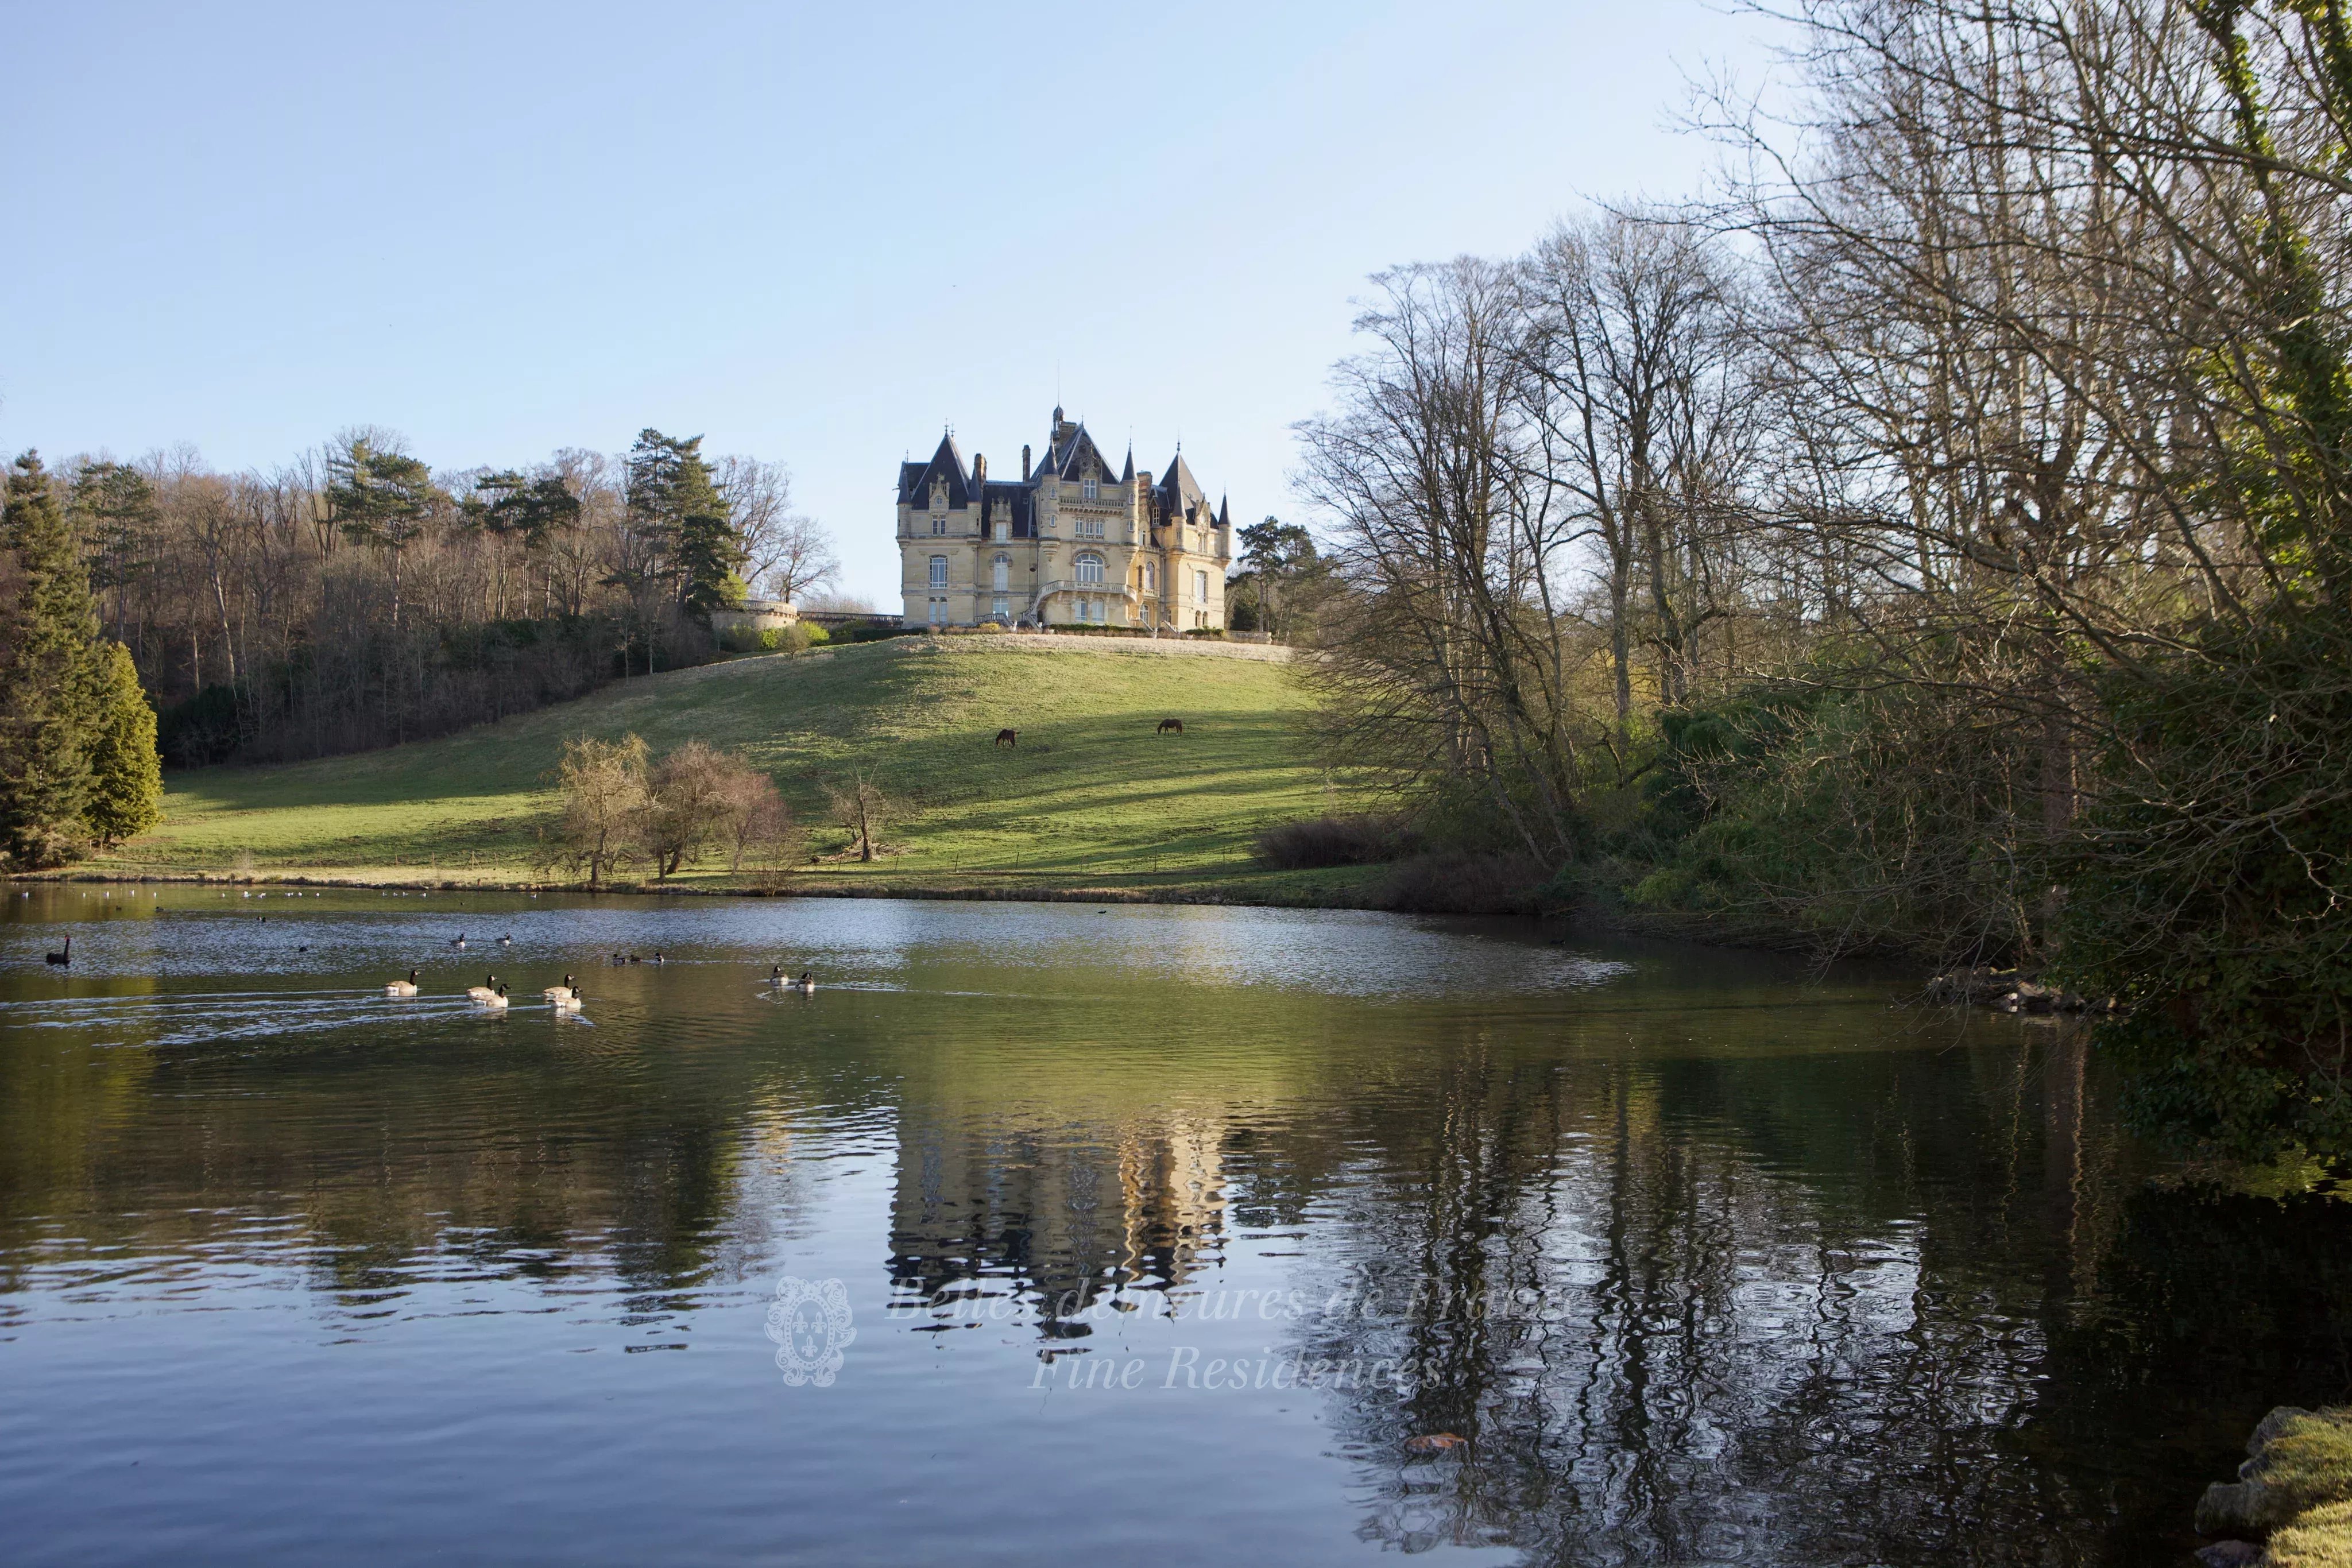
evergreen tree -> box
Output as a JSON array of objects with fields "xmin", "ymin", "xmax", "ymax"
[
  {"xmin": 67, "ymin": 460, "xmax": 158, "ymax": 642},
  {"xmin": 0, "ymin": 451, "xmax": 103, "ymax": 868},
  {"xmin": 626, "ymin": 429, "xmax": 743, "ymax": 620},
  {"xmin": 325, "ymin": 433, "xmax": 442, "ymax": 629},
  {"xmin": 83, "ymin": 641, "xmax": 163, "ymax": 849}
]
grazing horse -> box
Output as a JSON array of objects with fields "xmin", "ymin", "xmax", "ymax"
[
  {"xmin": 1156, "ymin": 718, "xmax": 1184, "ymax": 734},
  {"xmin": 995, "ymin": 729, "xmax": 1018, "ymax": 748}
]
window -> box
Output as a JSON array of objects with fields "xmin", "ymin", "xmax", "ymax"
[
  {"xmin": 929, "ymin": 556, "xmax": 948, "ymax": 589},
  {"xmin": 931, "ymin": 514, "xmax": 946, "ymax": 536},
  {"xmin": 992, "ymin": 597, "xmax": 1009, "ymax": 620},
  {"xmin": 991, "ymin": 556, "xmax": 1009, "ymax": 592},
  {"xmin": 1082, "ymin": 477, "xmax": 1098, "ymax": 500},
  {"xmin": 928, "ymin": 598, "xmax": 945, "ymax": 626},
  {"xmin": 1143, "ymin": 562, "xmax": 1156, "ymax": 593},
  {"xmin": 992, "ymin": 518, "xmax": 1008, "ymax": 541},
  {"xmin": 1074, "ymin": 552, "xmax": 1104, "ymax": 586},
  {"xmin": 1195, "ymin": 570, "xmax": 1209, "ymax": 603},
  {"xmin": 1075, "ymin": 517, "xmax": 1104, "ymax": 540}
]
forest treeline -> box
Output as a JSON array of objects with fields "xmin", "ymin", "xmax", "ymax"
[
  {"xmin": 57, "ymin": 425, "xmax": 838, "ymax": 766},
  {"xmin": 1291, "ymin": 0, "xmax": 2352, "ymax": 1161}
]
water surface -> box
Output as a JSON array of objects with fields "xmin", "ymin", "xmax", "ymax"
[{"xmin": 3, "ymin": 886, "xmax": 2347, "ymax": 1565}]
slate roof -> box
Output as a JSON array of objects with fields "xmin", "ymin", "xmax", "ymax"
[
  {"xmin": 898, "ymin": 413, "xmax": 1227, "ymax": 541},
  {"xmin": 898, "ymin": 433, "xmax": 973, "ymax": 508},
  {"xmin": 1039, "ymin": 421, "xmax": 1119, "ymax": 483}
]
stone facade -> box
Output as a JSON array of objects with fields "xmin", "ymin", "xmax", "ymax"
[{"xmin": 897, "ymin": 407, "xmax": 1231, "ymax": 631}]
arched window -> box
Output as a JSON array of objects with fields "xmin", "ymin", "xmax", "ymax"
[
  {"xmin": 991, "ymin": 555, "xmax": 1009, "ymax": 592},
  {"xmin": 1074, "ymin": 552, "xmax": 1104, "ymax": 586},
  {"xmin": 929, "ymin": 556, "xmax": 948, "ymax": 589}
]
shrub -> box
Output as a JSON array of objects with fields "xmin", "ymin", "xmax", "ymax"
[
  {"xmin": 1369, "ymin": 852, "xmax": 1545, "ymax": 915},
  {"xmin": 1254, "ymin": 813, "xmax": 1415, "ymax": 869}
]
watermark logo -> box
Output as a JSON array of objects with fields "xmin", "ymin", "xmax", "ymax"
[{"xmin": 766, "ymin": 1275, "xmax": 855, "ymax": 1387}]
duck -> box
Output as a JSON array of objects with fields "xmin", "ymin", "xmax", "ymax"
[
  {"xmin": 44, "ymin": 936, "xmax": 70, "ymax": 966},
  {"xmin": 386, "ymin": 969, "xmax": 419, "ymax": 996}
]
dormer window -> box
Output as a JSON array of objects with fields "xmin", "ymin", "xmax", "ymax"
[{"xmin": 1081, "ymin": 475, "xmax": 1098, "ymax": 501}]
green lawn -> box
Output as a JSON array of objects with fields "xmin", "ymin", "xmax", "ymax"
[{"xmin": 91, "ymin": 639, "xmax": 1374, "ymax": 902}]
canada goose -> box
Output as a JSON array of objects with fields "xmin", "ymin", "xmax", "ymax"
[
  {"xmin": 465, "ymin": 973, "xmax": 501, "ymax": 1003},
  {"xmin": 551, "ymin": 990, "xmax": 583, "ymax": 1012},
  {"xmin": 769, "ymin": 965, "xmax": 784, "ymax": 984},
  {"xmin": 44, "ymin": 936, "xmax": 70, "ymax": 966},
  {"xmin": 798, "ymin": 971, "xmax": 815, "ymax": 994},
  {"xmin": 652, "ymin": 951, "xmax": 665, "ymax": 964},
  {"xmin": 386, "ymin": 969, "xmax": 419, "ymax": 996},
  {"xmin": 541, "ymin": 974, "xmax": 578, "ymax": 1001},
  {"xmin": 451, "ymin": 933, "xmax": 467, "ymax": 950},
  {"xmin": 499, "ymin": 935, "xmax": 512, "ymax": 946}
]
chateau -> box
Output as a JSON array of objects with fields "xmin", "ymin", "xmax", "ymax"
[{"xmin": 897, "ymin": 407, "xmax": 1230, "ymax": 630}]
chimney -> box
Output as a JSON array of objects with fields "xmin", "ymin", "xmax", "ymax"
[
  {"xmin": 973, "ymin": 452, "xmax": 987, "ymax": 485},
  {"xmin": 1021, "ymin": 444, "xmax": 1031, "ymax": 481}
]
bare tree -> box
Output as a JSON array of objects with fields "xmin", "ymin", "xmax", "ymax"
[
  {"xmin": 549, "ymin": 734, "xmax": 648, "ymax": 888},
  {"xmin": 1294, "ymin": 258, "xmax": 1593, "ymax": 862},
  {"xmin": 825, "ymin": 769, "xmax": 894, "ymax": 862},
  {"xmin": 718, "ymin": 761, "xmax": 798, "ymax": 876},
  {"xmin": 642, "ymin": 740, "xmax": 734, "ymax": 879},
  {"xmin": 718, "ymin": 455, "xmax": 838, "ymax": 604}
]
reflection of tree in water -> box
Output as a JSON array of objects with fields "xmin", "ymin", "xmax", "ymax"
[
  {"xmin": 887, "ymin": 1113, "xmax": 1228, "ymax": 1334},
  {"xmin": 1270, "ymin": 1024, "xmax": 2348, "ymax": 1566},
  {"xmin": 0, "ymin": 1029, "xmax": 856, "ymax": 1318}
]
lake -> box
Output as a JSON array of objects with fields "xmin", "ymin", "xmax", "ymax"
[{"xmin": 2, "ymin": 886, "xmax": 2346, "ymax": 1565}]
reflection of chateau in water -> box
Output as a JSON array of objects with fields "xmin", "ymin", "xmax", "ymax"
[{"xmin": 888, "ymin": 1111, "xmax": 1227, "ymax": 1329}]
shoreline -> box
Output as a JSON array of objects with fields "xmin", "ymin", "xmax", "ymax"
[{"xmin": 3, "ymin": 866, "xmax": 1388, "ymax": 911}]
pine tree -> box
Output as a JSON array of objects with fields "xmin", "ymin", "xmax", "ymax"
[
  {"xmin": 83, "ymin": 641, "xmax": 163, "ymax": 849},
  {"xmin": 325, "ymin": 433, "xmax": 442, "ymax": 630},
  {"xmin": 0, "ymin": 451, "xmax": 103, "ymax": 868},
  {"xmin": 626, "ymin": 429, "xmax": 744, "ymax": 620}
]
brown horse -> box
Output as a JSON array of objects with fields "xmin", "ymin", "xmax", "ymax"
[
  {"xmin": 1156, "ymin": 718, "xmax": 1183, "ymax": 734},
  {"xmin": 995, "ymin": 729, "xmax": 1018, "ymax": 748}
]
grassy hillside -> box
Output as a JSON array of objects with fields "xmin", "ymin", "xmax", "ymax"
[{"xmin": 88, "ymin": 638, "xmax": 1373, "ymax": 901}]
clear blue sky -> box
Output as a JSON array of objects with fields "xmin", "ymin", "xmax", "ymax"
[{"xmin": 1, "ymin": 2, "xmax": 1776, "ymax": 605}]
